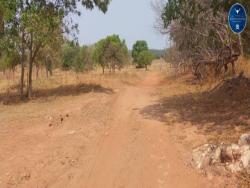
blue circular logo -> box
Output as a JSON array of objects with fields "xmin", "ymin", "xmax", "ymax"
[{"xmin": 228, "ymin": 3, "xmax": 247, "ymax": 34}]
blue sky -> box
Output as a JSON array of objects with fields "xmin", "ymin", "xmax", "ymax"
[{"xmin": 74, "ymin": 0, "xmax": 168, "ymax": 49}]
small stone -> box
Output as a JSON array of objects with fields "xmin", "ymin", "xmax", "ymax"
[
  {"xmin": 238, "ymin": 134, "xmax": 250, "ymax": 146},
  {"xmin": 231, "ymin": 144, "xmax": 241, "ymax": 160},
  {"xmin": 211, "ymin": 147, "xmax": 221, "ymax": 164},
  {"xmin": 227, "ymin": 161, "xmax": 243, "ymax": 173},
  {"xmin": 221, "ymin": 144, "xmax": 233, "ymax": 163},
  {"xmin": 240, "ymin": 150, "xmax": 250, "ymax": 168},
  {"xmin": 240, "ymin": 145, "xmax": 250, "ymax": 154},
  {"xmin": 191, "ymin": 144, "xmax": 217, "ymax": 169}
]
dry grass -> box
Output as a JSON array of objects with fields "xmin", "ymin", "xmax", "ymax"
[
  {"xmin": 139, "ymin": 59, "xmax": 250, "ymax": 187},
  {"xmin": 142, "ymin": 59, "xmax": 250, "ymax": 145},
  {"xmin": 0, "ymin": 66, "xmax": 145, "ymax": 105},
  {"xmin": 236, "ymin": 57, "xmax": 250, "ymax": 76}
]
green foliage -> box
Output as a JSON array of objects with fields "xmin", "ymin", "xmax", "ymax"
[
  {"xmin": 0, "ymin": 0, "xmax": 111, "ymax": 98},
  {"xmin": 84, "ymin": 45, "xmax": 96, "ymax": 71},
  {"xmin": 162, "ymin": 0, "xmax": 206, "ymax": 29},
  {"xmin": 93, "ymin": 34, "xmax": 129, "ymax": 73},
  {"xmin": 161, "ymin": 0, "xmax": 250, "ymax": 57},
  {"xmin": 62, "ymin": 42, "xmax": 80, "ymax": 69},
  {"xmin": 0, "ymin": 53, "xmax": 12, "ymax": 71},
  {"xmin": 137, "ymin": 50, "xmax": 155, "ymax": 69},
  {"xmin": 0, "ymin": 50, "xmax": 19, "ymax": 71},
  {"xmin": 132, "ymin": 41, "xmax": 148, "ymax": 64},
  {"xmin": 73, "ymin": 47, "xmax": 87, "ymax": 73},
  {"xmin": 131, "ymin": 40, "xmax": 155, "ymax": 68},
  {"xmin": 80, "ymin": 0, "xmax": 111, "ymax": 13},
  {"xmin": 62, "ymin": 42, "xmax": 92, "ymax": 72}
]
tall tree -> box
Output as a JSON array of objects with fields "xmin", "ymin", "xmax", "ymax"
[
  {"xmin": 132, "ymin": 40, "xmax": 149, "ymax": 65},
  {"xmin": 137, "ymin": 50, "xmax": 155, "ymax": 70},
  {"xmin": 159, "ymin": 0, "xmax": 250, "ymax": 60},
  {"xmin": 93, "ymin": 34, "xmax": 129, "ymax": 74},
  {"xmin": 0, "ymin": 0, "xmax": 111, "ymax": 99}
]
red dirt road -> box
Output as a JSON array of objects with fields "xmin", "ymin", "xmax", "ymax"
[{"xmin": 0, "ymin": 71, "xmax": 228, "ymax": 188}]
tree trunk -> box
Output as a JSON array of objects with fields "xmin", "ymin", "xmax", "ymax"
[
  {"xmin": 20, "ymin": 32, "xmax": 25, "ymax": 100},
  {"xmin": 27, "ymin": 54, "xmax": 33, "ymax": 99},
  {"xmin": 27, "ymin": 33, "xmax": 33, "ymax": 99},
  {"xmin": 36, "ymin": 64, "xmax": 39, "ymax": 80},
  {"xmin": 46, "ymin": 67, "xmax": 49, "ymax": 78},
  {"xmin": 102, "ymin": 66, "xmax": 105, "ymax": 74},
  {"xmin": 26, "ymin": 34, "xmax": 42, "ymax": 99}
]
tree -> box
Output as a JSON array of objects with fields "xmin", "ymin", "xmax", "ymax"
[
  {"xmin": 22, "ymin": 3, "xmax": 64, "ymax": 98},
  {"xmin": 159, "ymin": 0, "xmax": 250, "ymax": 60},
  {"xmin": 137, "ymin": 50, "xmax": 155, "ymax": 70},
  {"xmin": 154, "ymin": 0, "xmax": 250, "ymax": 79},
  {"xmin": 132, "ymin": 41, "xmax": 149, "ymax": 66},
  {"xmin": 62, "ymin": 41, "xmax": 80, "ymax": 70},
  {"xmin": 0, "ymin": 0, "xmax": 111, "ymax": 99},
  {"xmin": 93, "ymin": 35, "xmax": 129, "ymax": 74},
  {"xmin": 84, "ymin": 45, "xmax": 96, "ymax": 71},
  {"xmin": 73, "ymin": 46, "xmax": 87, "ymax": 73},
  {"xmin": 62, "ymin": 42, "xmax": 92, "ymax": 73}
]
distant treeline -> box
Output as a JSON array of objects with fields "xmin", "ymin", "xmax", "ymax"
[
  {"xmin": 149, "ymin": 49, "xmax": 165, "ymax": 59},
  {"xmin": 129, "ymin": 49, "xmax": 165, "ymax": 59}
]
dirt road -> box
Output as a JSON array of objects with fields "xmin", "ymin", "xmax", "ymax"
[{"xmin": 0, "ymin": 70, "xmax": 227, "ymax": 188}]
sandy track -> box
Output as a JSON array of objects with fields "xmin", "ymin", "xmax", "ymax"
[
  {"xmin": 0, "ymin": 71, "xmax": 226, "ymax": 188},
  {"xmin": 78, "ymin": 72, "xmax": 221, "ymax": 188}
]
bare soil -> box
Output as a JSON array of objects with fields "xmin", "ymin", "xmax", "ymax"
[{"xmin": 0, "ymin": 62, "xmax": 241, "ymax": 188}]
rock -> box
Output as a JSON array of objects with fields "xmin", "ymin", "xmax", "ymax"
[
  {"xmin": 211, "ymin": 147, "xmax": 222, "ymax": 164},
  {"xmin": 238, "ymin": 134, "xmax": 250, "ymax": 146},
  {"xmin": 191, "ymin": 144, "xmax": 217, "ymax": 169},
  {"xmin": 227, "ymin": 161, "xmax": 243, "ymax": 173},
  {"xmin": 212, "ymin": 165, "xmax": 228, "ymax": 176},
  {"xmin": 240, "ymin": 150, "xmax": 250, "ymax": 168},
  {"xmin": 240, "ymin": 145, "xmax": 250, "ymax": 154},
  {"xmin": 221, "ymin": 144, "xmax": 233, "ymax": 163},
  {"xmin": 231, "ymin": 144, "xmax": 241, "ymax": 160},
  {"xmin": 191, "ymin": 134, "xmax": 250, "ymax": 174}
]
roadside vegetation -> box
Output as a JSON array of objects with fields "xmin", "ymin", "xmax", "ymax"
[
  {"xmin": 0, "ymin": 1, "xmax": 157, "ymax": 102},
  {"xmin": 153, "ymin": 0, "xmax": 250, "ymax": 80}
]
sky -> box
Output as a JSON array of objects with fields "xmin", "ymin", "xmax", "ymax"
[{"xmin": 74, "ymin": 0, "xmax": 168, "ymax": 50}]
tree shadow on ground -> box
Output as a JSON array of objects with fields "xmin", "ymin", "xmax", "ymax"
[
  {"xmin": 140, "ymin": 76, "xmax": 250, "ymax": 142},
  {"xmin": 0, "ymin": 83, "xmax": 114, "ymax": 105}
]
